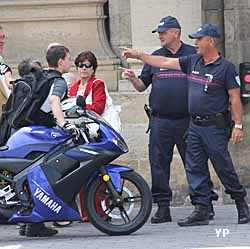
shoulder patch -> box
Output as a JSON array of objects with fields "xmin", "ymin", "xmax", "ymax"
[{"xmin": 235, "ymin": 75, "xmax": 241, "ymax": 86}]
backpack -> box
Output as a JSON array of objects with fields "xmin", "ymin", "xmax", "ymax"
[
  {"xmin": 0, "ymin": 104, "xmax": 11, "ymax": 146},
  {"xmin": 0, "ymin": 68, "xmax": 63, "ymax": 145}
]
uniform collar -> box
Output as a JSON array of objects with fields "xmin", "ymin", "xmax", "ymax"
[
  {"xmin": 201, "ymin": 54, "xmax": 223, "ymax": 66},
  {"xmin": 163, "ymin": 41, "xmax": 184, "ymax": 56}
]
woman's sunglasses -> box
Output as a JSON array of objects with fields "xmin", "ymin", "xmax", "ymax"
[{"xmin": 77, "ymin": 63, "xmax": 93, "ymax": 69}]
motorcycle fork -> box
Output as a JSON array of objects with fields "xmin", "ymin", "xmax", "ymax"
[{"xmin": 99, "ymin": 166, "xmax": 122, "ymax": 206}]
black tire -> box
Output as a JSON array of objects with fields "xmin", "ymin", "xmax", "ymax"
[{"xmin": 84, "ymin": 171, "xmax": 152, "ymax": 235}]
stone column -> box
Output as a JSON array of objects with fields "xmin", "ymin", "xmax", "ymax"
[
  {"xmin": 0, "ymin": 0, "xmax": 120, "ymax": 90},
  {"xmin": 202, "ymin": 0, "xmax": 225, "ymax": 55},
  {"xmin": 224, "ymin": 0, "xmax": 250, "ymax": 67},
  {"xmin": 108, "ymin": 0, "xmax": 132, "ymax": 67},
  {"xmin": 224, "ymin": 0, "xmax": 250, "ymax": 196}
]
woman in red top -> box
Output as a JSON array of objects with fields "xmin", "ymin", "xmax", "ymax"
[
  {"xmin": 69, "ymin": 51, "xmax": 109, "ymax": 221},
  {"xmin": 69, "ymin": 51, "xmax": 107, "ymax": 115}
]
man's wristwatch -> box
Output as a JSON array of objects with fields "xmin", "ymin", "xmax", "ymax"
[{"xmin": 234, "ymin": 123, "xmax": 243, "ymax": 130}]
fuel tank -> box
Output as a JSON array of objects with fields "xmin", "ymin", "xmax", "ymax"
[{"xmin": 0, "ymin": 126, "xmax": 68, "ymax": 158}]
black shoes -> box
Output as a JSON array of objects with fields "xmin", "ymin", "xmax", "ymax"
[
  {"xmin": 208, "ymin": 203, "xmax": 215, "ymax": 220},
  {"xmin": 177, "ymin": 204, "xmax": 209, "ymax": 227},
  {"xmin": 151, "ymin": 206, "xmax": 172, "ymax": 224},
  {"xmin": 236, "ymin": 199, "xmax": 250, "ymax": 224},
  {"xmin": 19, "ymin": 223, "xmax": 58, "ymax": 237},
  {"xmin": 19, "ymin": 224, "xmax": 26, "ymax": 236}
]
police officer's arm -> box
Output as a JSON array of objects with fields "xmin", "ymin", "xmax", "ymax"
[
  {"xmin": 120, "ymin": 67, "xmax": 146, "ymax": 92},
  {"xmin": 50, "ymin": 95, "xmax": 65, "ymax": 126},
  {"xmin": 120, "ymin": 47, "xmax": 181, "ymax": 71},
  {"xmin": 228, "ymin": 88, "xmax": 243, "ymax": 144}
]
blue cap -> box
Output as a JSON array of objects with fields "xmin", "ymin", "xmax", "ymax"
[
  {"xmin": 152, "ymin": 16, "xmax": 181, "ymax": 33},
  {"xmin": 189, "ymin": 24, "xmax": 221, "ymax": 39}
]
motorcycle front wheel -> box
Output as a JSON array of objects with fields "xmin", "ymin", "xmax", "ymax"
[{"xmin": 84, "ymin": 171, "xmax": 152, "ymax": 235}]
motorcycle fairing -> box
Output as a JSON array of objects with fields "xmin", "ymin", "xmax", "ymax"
[{"xmin": 9, "ymin": 165, "xmax": 81, "ymax": 223}]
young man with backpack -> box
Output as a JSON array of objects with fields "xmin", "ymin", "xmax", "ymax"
[{"xmin": 0, "ymin": 45, "xmax": 80, "ymax": 236}]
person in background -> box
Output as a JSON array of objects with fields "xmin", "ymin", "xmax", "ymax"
[
  {"xmin": 0, "ymin": 25, "xmax": 12, "ymax": 224},
  {"xmin": 0, "ymin": 26, "xmax": 5, "ymax": 59},
  {"xmin": 69, "ymin": 50, "xmax": 111, "ymax": 115},
  {"xmin": 62, "ymin": 72, "xmax": 77, "ymax": 89},
  {"xmin": 69, "ymin": 50, "xmax": 113, "ymax": 221},
  {"xmin": 0, "ymin": 25, "xmax": 12, "ymax": 113}
]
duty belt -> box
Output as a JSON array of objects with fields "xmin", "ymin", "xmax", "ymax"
[
  {"xmin": 191, "ymin": 115, "xmax": 217, "ymax": 126},
  {"xmin": 152, "ymin": 112, "xmax": 189, "ymax": 120}
]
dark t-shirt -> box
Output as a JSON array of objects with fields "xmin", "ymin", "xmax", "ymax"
[
  {"xmin": 139, "ymin": 43, "xmax": 196, "ymax": 118},
  {"xmin": 179, "ymin": 54, "xmax": 240, "ymax": 116}
]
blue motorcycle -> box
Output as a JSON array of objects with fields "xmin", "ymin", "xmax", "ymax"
[{"xmin": 0, "ymin": 96, "xmax": 152, "ymax": 235}]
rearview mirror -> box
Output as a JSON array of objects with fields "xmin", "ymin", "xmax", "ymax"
[{"xmin": 76, "ymin": 95, "xmax": 86, "ymax": 109}]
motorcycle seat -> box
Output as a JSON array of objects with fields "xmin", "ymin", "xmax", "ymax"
[{"xmin": 0, "ymin": 158, "xmax": 33, "ymax": 174}]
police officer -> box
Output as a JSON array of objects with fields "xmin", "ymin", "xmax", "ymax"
[
  {"xmin": 121, "ymin": 17, "xmax": 218, "ymax": 223},
  {"xmin": 121, "ymin": 23, "xmax": 250, "ymax": 226}
]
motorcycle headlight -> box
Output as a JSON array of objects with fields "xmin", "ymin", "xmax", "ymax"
[{"xmin": 112, "ymin": 137, "xmax": 128, "ymax": 153}]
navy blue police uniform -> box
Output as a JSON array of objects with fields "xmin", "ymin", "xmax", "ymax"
[
  {"xmin": 139, "ymin": 43, "xmax": 218, "ymax": 207},
  {"xmin": 179, "ymin": 54, "xmax": 246, "ymax": 206}
]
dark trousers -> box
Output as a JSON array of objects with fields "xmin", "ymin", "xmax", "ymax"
[
  {"xmin": 149, "ymin": 116, "xmax": 218, "ymax": 206},
  {"xmin": 185, "ymin": 122, "xmax": 246, "ymax": 206}
]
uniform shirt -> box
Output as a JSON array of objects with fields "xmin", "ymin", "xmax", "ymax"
[
  {"xmin": 179, "ymin": 55, "xmax": 240, "ymax": 116},
  {"xmin": 139, "ymin": 43, "xmax": 196, "ymax": 118},
  {"xmin": 40, "ymin": 70, "xmax": 68, "ymax": 113}
]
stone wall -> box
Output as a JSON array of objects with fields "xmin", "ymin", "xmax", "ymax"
[
  {"xmin": 223, "ymin": 0, "xmax": 250, "ymax": 203},
  {"xmin": 129, "ymin": 0, "xmax": 201, "ymax": 53},
  {"xmin": 0, "ymin": 0, "xmax": 120, "ymax": 90},
  {"xmin": 1, "ymin": 0, "xmax": 250, "ymax": 206}
]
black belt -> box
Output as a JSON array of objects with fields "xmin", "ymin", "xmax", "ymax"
[
  {"xmin": 152, "ymin": 112, "xmax": 189, "ymax": 120},
  {"xmin": 191, "ymin": 115, "xmax": 217, "ymax": 126}
]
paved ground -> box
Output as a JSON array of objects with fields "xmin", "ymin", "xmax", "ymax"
[{"xmin": 0, "ymin": 205, "xmax": 250, "ymax": 249}]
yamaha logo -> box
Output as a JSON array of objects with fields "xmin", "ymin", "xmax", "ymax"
[
  {"xmin": 51, "ymin": 132, "xmax": 57, "ymax": 138},
  {"xmin": 34, "ymin": 187, "xmax": 62, "ymax": 214}
]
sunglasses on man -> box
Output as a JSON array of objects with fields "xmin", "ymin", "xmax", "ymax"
[{"xmin": 77, "ymin": 63, "xmax": 93, "ymax": 69}]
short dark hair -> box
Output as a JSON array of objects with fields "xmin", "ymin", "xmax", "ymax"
[
  {"xmin": 74, "ymin": 51, "xmax": 98, "ymax": 74},
  {"xmin": 18, "ymin": 59, "xmax": 32, "ymax": 77},
  {"xmin": 46, "ymin": 45, "xmax": 69, "ymax": 67},
  {"xmin": 18, "ymin": 59, "xmax": 42, "ymax": 77},
  {"xmin": 32, "ymin": 60, "xmax": 42, "ymax": 68}
]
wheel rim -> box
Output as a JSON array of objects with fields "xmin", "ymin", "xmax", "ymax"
[
  {"xmin": 100, "ymin": 186, "xmax": 135, "ymax": 220},
  {"xmin": 94, "ymin": 175, "xmax": 144, "ymax": 225}
]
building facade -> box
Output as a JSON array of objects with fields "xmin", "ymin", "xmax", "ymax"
[{"xmin": 1, "ymin": 0, "xmax": 250, "ymax": 205}]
